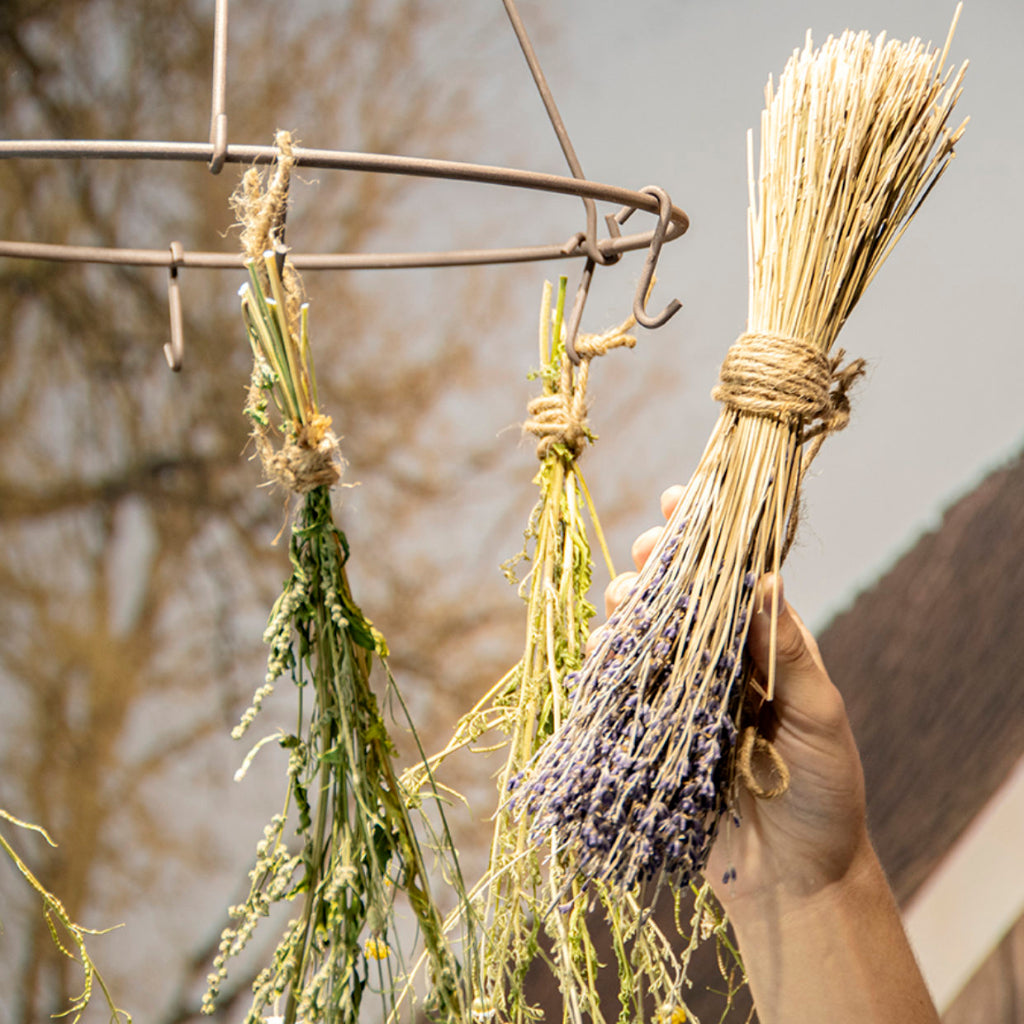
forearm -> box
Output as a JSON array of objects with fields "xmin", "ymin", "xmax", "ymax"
[{"xmin": 726, "ymin": 836, "xmax": 939, "ymax": 1024}]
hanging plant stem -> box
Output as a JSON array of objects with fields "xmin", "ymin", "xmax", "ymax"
[{"xmin": 0, "ymin": 809, "xmax": 130, "ymax": 1024}]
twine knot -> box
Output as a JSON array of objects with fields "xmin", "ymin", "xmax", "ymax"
[
  {"xmin": 712, "ymin": 331, "xmax": 865, "ymax": 445},
  {"xmin": 524, "ymin": 392, "xmax": 590, "ymax": 459},
  {"xmin": 253, "ymin": 413, "xmax": 342, "ymax": 494},
  {"xmin": 522, "ymin": 319, "xmax": 636, "ymax": 460}
]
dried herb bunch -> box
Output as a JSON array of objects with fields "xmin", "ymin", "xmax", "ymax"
[
  {"xmin": 1, "ymin": 809, "xmax": 129, "ymax": 1023},
  {"xmin": 203, "ymin": 136, "xmax": 474, "ymax": 1024},
  {"xmin": 521, "ymin": 16, "xmax": 967, "ymax": 893},
  {"xmin": 406, "ymin": 281, "xmax": 746, "ymax": 1024}
]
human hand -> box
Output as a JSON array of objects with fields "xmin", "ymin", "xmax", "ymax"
[{"xmin": 599, "ymin": 485, "xmax": 872, "ymax": 910}]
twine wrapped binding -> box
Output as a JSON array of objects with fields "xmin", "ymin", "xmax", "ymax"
[
  {"xmin": 713, "ymin": 330, "xmax": 865, "ymax": 446},
  {"xmin": 523, "ymin": 318, "xmax": 637, "ymax": 459},
  {"xmin": 236, "ymin": 131, "xmax": 343, "ymax": 495}
]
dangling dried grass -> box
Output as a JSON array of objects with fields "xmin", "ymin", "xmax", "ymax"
[
  {"xmin": 233, "ymin": 130, "xmax": 343, "ymax": 496},
  {"xmin": 1, "ymin": 809, "xmax": 130, "ymax": 1023},
  {"xmin": 520, "ymin": 12, "xmax": 967, "ymax": 893}
]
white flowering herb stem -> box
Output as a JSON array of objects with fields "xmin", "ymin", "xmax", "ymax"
[{"xmin": 204, "ymin": 163, "xmax": 476, "ymax": 1021}]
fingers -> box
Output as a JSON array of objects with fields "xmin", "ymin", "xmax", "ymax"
[
  {"xmin": 631, "ymin": 485, "xmax": 685, "ymax": 569},
  {"xmin": 748, "ymin": 576, "xmax": 826, "ymax": 677},
  {"xmin": 630, "ymin": 528, "xmax": 663, "ymax": 570},
  {"xmin": 660, "ymin": 484, "xmax": 684, "ymax": 520},
  {"xmin": 586, "ymin": 571, "xmax": 637, "ymax": 654},
  {"xmin": 604, "ymin": 571, "xmax": 637, "ymax": 617}
]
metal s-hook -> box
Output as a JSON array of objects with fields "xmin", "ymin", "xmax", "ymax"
[
  {"xmin": 562, "ymin": 188, "xmax": 682, "ymax": 363},
  {"xmin": 165, "ymin": 241, "xmax": 185, "ymax": 371},
  {"xmin": 616, "ymin": 185, "xmax": 682, "ymax": 329}
]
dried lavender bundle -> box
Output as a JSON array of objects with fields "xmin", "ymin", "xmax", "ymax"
[
  {"xmin": 203, "ymin": 136, "xmax": 474, "ymax": 1024},
  {"xmin": 521, "ymin": 16, "xmax": 967, "ymax": 893},
  {"xmin": 404, "ymin": 282, "xmax": 746, "ymax": 1024}
]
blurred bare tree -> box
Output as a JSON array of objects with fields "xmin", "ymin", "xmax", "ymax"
[{"xmin": 0, "ymin": 1, "xmax": 541, "ymax": 1019}]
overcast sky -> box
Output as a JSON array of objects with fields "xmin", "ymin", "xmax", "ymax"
[{"xmin": 474, "ymin": 0, "xmax": 1024, "ymax": 629}]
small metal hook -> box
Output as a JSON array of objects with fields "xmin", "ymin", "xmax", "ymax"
[
  {"xmin": 563, "ymin": 256, "xmax": 595, "ymax": 366},
  {"xmin": 165, "ymin": 241, "xmax": 185, "ymax": 371},
  {"xmin": 615, "ymin": 185, "xmax": 682, "ymax": 329}
]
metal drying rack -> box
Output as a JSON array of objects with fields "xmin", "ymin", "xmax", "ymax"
[{"xmin": 0, "ymin": 0, "xmax": 689, "ymax": 369}]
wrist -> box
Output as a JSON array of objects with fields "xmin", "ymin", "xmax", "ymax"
[
  {"xmin": 720, "ymin": 823, "xmax": 878, "ymax": 925},
  {"xmin": 722, "ymin": 836, "xmax": 939, "ymax": 1024}
]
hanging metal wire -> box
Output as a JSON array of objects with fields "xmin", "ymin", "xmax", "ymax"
[{"xmin": 0, "ymin": 0, "xmax": 689, "ymax": 368}]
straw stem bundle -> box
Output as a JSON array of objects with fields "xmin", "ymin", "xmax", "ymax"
[{"xmin": 521, "ymin": 15, "xmax": 967, "ymax": 893}]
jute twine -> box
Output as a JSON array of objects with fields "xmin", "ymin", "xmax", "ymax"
[
  {"xmin": 714, "ymin": 331, "xmax": 864, "ymax": 800},
  {"xmin": 234, "ymin": 131, "xmax": 298, "ymax": 277},
  {"xmin": 235, "ymin": 132, "xmax": 342, "ymax": 494},
  {"xmin": 714, "ymin": 330, "xmax": 866, "ymax": 557},
  {"xmin": 712, "ymin": 331, "xmax": 865, "ymax": 453},
  {"xmin": 256, "ymin": 415, "xmax": 342, "ymax": 495},
  {"xmin": 523, "ymin": 318, "xmax": 637, "ymax": 459},
  {"xmin": 735, "ymin": 725, "xmax": 791, "ymax": 800}
]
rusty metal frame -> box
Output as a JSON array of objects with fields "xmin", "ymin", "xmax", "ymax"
[{"xmin": 0, "ymin": 0, "xmax": 689, "ymax": 368}]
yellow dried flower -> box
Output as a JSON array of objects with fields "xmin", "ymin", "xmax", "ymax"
[
  {"xmin": 364, "ymin": 936, "xmax": 390, "ymax": 961},
  {"xmin": 471, "ymin": 996, "xmax": 496, "ymax": 1022},
  {"xmin": 656, "ymin": 1004, "xmax": 687, "ymax": 1024}
]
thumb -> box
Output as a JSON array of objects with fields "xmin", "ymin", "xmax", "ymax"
[{"xmin": 747, "ymin": 575, "xmax": 830, "ymax": 714}]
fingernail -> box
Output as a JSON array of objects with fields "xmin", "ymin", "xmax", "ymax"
[
  {"xmin": 754, "ymin": 574, "xmax": 784, "ymax": 617},
  {"xmin": 660, "ymin": 484, "xmax": 685, "ymax": 519},
  {"xmin": 613, "ymin": 574, "xmax": 637, "ymax": 604}
]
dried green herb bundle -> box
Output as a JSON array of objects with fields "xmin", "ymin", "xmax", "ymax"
[
  {"xmin": 203, "ymin": 136, "xmax": 474, "ymax": 1024},
  {"xmin": 522, "ymin": 15, "xmax": 967, "ymax": 893}
]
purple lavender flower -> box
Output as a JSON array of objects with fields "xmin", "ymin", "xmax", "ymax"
[{"xmin": 516, "ymin": 522, "xmax": 764, "ymax": 890}]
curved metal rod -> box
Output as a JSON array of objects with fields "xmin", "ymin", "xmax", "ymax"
[
  {"xmin": 501, "ymin": 0, "xmax": 609, "ymax": 267},
  {"xmin": 615, "ymin": 185, "xmax": 683, "ymax": 329},
  {"xmin": 0, "ymin": 140, "xmax": 688, "ymax": 232},
  {"xmin": 0, "ymin": 141, "xmax": 690, "ymax": 370},
  {"xmin": 0, "ymin": 225, "xmax": 681, "ymax": 270},
  {"xmin": 0, "ymin": 159, "xmax": 687, "ymax": 271}
]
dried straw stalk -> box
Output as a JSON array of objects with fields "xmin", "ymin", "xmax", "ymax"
[
  {"xmin": 0, "ymin": 808, "xmax": 129, "ymax": 1022},
  {"xmin": 521, "ymin": 14, "xmax": 967, "ymax": 893}
]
